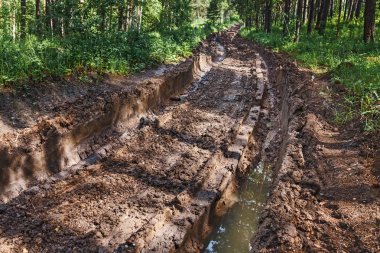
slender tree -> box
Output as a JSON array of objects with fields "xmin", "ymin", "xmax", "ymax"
[
  {"xmin": 348, "ymin": 0, "xmax": 357, "ymax": 20},
  {"xmin": 46, "ymin": 0, "xmax": 52, "ymax": 34},
  {"xmin": 344, "ymin": 0, "xmax": 350, "ymax": 20},
  {"xmin": 307, "ymin": 0, "xmax": 315, "ymax": 34},
  {"xmin": 329, "ymin": 0, "xmax": 334, "ymax": 18},
  {"xmin": 336, "ymin": 0, "xmax": 343, "ymax": 35},
  {"xmin": 20, "ymin": 0, "xmax": 27, "ymax": 38},
  {"xmin": 0, "ymin": 0, "xmax": 2, "ymax": 32},
  {"xmin": 264, "ymin": 0, "xmax": 273, "ymax": 33},
  {"xmin": 318, "ymin": 0, "xmax": 330, "ymax": 35},
  {"xmin": 363, "ymin": 0, "xmax": 376, "ymax": 43},
  {"xmin": 315, "ymin": 0, "xmax": 323, "ymax": 30},
  {"xmin": 303, "ymin": 0, "xmax": 308, "ymax": 24},
  {"xmin": 118, "ymin": 0, "xmax": 124, "ymax": 31},
  {"xmin": 295, "ymin": 0, "xmax": 304, "ymax": 41},
  {"xmin": 283, "ymin": 0, "xmax": 291, "ymax": 36},
  {"xmin": 355, "ymin": 0, "xmax": 362, "ymax": 18},
  {"xmin": 138, "ymin": 4, "xmax": 143, "ymax": 32}
]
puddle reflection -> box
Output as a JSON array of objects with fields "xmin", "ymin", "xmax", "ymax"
[{"xmin": 202, "ymin": 162, "xmax": 272, "ymax": 253}]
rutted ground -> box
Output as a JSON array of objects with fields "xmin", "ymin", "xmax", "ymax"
[
  {"xmin": 0, "ymin": 27, "xmax": 379, "ymax": 253},
  {"xmin": 0, "ymin": 29, "xmax": 267, "ymax": 252},
  {"xmin": 249, "ymin": 44, "xmax": 380, "ymax": 253}
]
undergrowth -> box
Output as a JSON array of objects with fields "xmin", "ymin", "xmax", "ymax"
[
  {"xmin": 240, "ymin": 22, "xmax": 380, "ymax": 131},
  {"xmin": 0, "ymin": 18, "xmax": 236, "ymax": 87}
]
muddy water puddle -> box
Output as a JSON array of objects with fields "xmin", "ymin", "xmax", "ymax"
[{"xmin": 202, "ymin": 162, "xmax": 272, "ymax": 253}]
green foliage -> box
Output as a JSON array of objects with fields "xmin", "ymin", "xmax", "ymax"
[
  {"xmin": 207, "ymin": 0, "xmax": 233, "ymax": 24},
  {"xmin": 207, "ymin": 0, "xmax": 221, "ymax": 24},
  {"xmin": 0, "ymin": 0, "xmax": 239, "ymax": 87},
  {"xmin": 241, "ymin": 22, "xmax": 380, "ymax": 131},
  {"xmin": 191, "ymin": 0, "xmax": 211, "ymax": 19},
  {"xmin": 0, "ymin": 18, "xmax": 238, "ymax": 86}
]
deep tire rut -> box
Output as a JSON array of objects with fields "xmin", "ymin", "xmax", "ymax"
[{"xmin": 0, "ymin": 29, "xmax": 270, "ymax": 253}]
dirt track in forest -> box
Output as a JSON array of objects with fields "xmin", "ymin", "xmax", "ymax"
[
  {"xmin": 0, "ymin": 28, "xmax": 379, "ymax": 253},
  {"xmin": 0, "ymin": 28, "xmax": 266, "ymax": 252}
]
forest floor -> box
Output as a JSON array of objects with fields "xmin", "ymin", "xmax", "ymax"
[{"xmin": 0, "ymin": 28, "xmax": 379, "ymax": 252}]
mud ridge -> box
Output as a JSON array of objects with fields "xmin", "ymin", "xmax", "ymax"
[{"xmin": 0, "ymin": 37, "xmax": 215, "ymax": 202}]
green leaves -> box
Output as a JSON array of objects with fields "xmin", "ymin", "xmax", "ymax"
[
  {"xmin": 0, "ymin": 21, "xmax": 227, "ymax": 87},
  {"xmin": 241, "ymin": 23, "xmax": 380, "ymax": 131}
]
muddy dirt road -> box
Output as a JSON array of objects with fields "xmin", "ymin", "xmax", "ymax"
[
  {"xmin": 0, "ymin": 27, "xmax": 379, "ymax": 253},
  {"xmin": 0, "ymin": 28, "xmax": 268, "ymax": 252}
]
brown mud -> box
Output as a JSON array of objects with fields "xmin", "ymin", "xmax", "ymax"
[
  {"xmin": 249, "ymin": 43, "xmax": 380, "ymax": 252},
  {"xmin": 0, "ymin": 27, "xmax": 267, "ymax": 252},
  {"xmin": 0, "ymin": 26, "xmax": 379, "ymax": 253},
  {"xmin": 0, "ymin": 36, "xmax": 214, "ymax": 201}
]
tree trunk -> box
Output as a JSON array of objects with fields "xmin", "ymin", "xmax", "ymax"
[
  {"xmin": 36, "ymin": 0, "xmax": 41, "ymax": 35},
  {"xmin": 63, "ymin": 0, "xmax": 72, "ymax": 36},
  {"xmin": 12, "ymin": 7, "xmax": 17, "ymax": 40},
  {"xmin": 319, "ymin": 0, "xmax": 330, "ymax": 35},
  {"xmin": 46, "ymin": 0, "xmax": 52, "ymax": 33},
  {"xmin": 125, "ymin": 1, "xmax": 129, "ymax": 30},
  {"xmin": 20, "ymin": 0, "xmax": 27, "ymax": 38},
  {"xmin": 344, "ymin": 0, "xmax": 351, "ymax": 20},
  {"xmin": 138, "ymin": 5, "xmax": 142, "ymax": 32},
  {"xmin": 336, "ymin": 0, "xmax": 343, "ymax": 35},
  {"xmin": 295, "ymin": 0, "xmax": 304, "ymax": 41},
  {"xmin": 349, "ymin": 0, "xmax": 357, "ymax": 20},
  {"xmin": 255, "ymin": 0, "xmax": 260, "ymax": 30},
  {"xmin": 264, "ymin": 0, "xmax": 272, "ymax": 33},
  {"xmin": 255, "ymin": 8, "xmax": 259, "ymax": 30},
  {"xmin": 0, "ymin": 0, "xmax": 2, "ymax": 32},
  {"xmin": 129, "ymin": 0, "xmax": 135, "ymax": 30},
  {"xmin": 100, "ymin": 3, "xmax": 106, "ymax": 32},
  {"xmin": 329, "ymin": 0, "xmax": 334, "ymax": 18},
  {"xmin": 363, "ymin": 0, "xmax": 376, "ymax": 43},
  {"xmin": 118, "ymin": 0, "xmax": 124, "ymax": 31},
  {"xmin": 316, "ymin": 0, "xmax": 323, "ymax": 30},
  {"xmin": 307, "ymin": 0, "xmax": 315, "ymax": 34},
  {"xmin": 355, "ymin": 0, "xmax": 362, "ymax": 18},
  {"xmin": 303, "ymin": 0, "xmax": 308, "ymax": 24},
  {"xmin": 283, "ymin": 0, "xmax": 291, "ymax": 36}
]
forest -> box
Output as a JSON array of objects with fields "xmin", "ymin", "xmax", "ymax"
[{"xmin": 0, "ymin": 0, "xmax": 236, "ymax": 85}]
